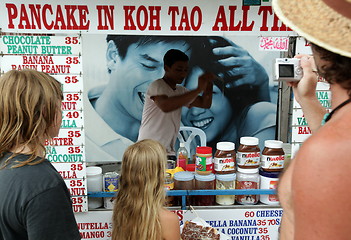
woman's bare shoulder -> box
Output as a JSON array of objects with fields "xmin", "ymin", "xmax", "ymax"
[
  {"xmin": 160, "ymin": 208, "xmax": 179, "ymax": 223},
  {"xmin": 160, "ymin": 208, "xmax": 180, "ymax": 240}
]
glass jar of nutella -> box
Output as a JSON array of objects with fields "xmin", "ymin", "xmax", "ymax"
[
  {"xmin": 214, "ymin": 142, "xmax": 236, "ymax": 174},
  {"xmin": 261, "ymin": 140, "xmax": 285, "ymax": 172},
  {"xmin": 237, "ymin": 137, "xmax": 260, "ymax": 169}
]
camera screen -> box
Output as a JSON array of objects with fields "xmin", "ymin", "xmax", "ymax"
[{"xmin": 279, "ymin": 64, "xmax": 294, "ymax": 77}]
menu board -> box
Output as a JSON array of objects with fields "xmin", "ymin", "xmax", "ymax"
[
  {"xmin": 0, "ymin": 34, "xmax": 88, "ymax": 212},
  {"xmin": 291, "ymin": 38, "xmax": 331, "ymax": 157},
  {"xmin": 75, "ymin": 207, "xmax": 282, "ymax": 240},
  {"xmin": 291, "ymin": 83, "xmax": 331, "ymax": 156}
]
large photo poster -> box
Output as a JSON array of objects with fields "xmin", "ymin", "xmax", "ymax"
[
  {"xmin": 0, "ymin": 0, "xmax": 293, "ymax": 162},
  {"xmin": 82, "ymin": 34, "xmax": 282, "ymax": 162}
]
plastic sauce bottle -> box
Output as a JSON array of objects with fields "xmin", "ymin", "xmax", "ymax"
[
  {"xmin": 86, "ymin": 166, "xmax": 103, "ymax": 209},
  {"xmin": 176, "ymin": 142, "xmax": 188, "ymax": 171},
  {"xmin": 214, "ymin": 142, "xmax": 236, "ymax": 174},
  {"xmin": 261, "ymin": 140, "xmax": 285, "ymax": 172},
  {"xmin": 237, "ymin": 137, "xmax": 260, "ymax": 169},
  {"xmin": 195, "ymin": 146, "xmax": 213, "ymax": 175}
]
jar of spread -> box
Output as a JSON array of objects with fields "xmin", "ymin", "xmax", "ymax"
[
  {"xmin": 237, "ymin": 137, "xmax": 260, "ymax": 169},
  {"xmin": 194, "ymin": 173, "xmax": 215, "ymax": 206},
  {"xmin": 103, "ymin": 171, "xmax": 119, "ymax": 209},
  {"xmin": 261, "ymin": 140, "xmax": 285, "ymax": 172},
  {"xmin": 195, "ymin": 146, "xmax": 213, "ymax": 175},
  {"xmin": 103, "ymin": 172, "xmax": 119, "ymax": 192},
  {"xmin": 165, "ymin": 172, "xmax": 175, "ymax": 206},
  {"xmin": 259, "ymin": 168, "xmax": 280, "ymax": 205},
  {"xmin": 174, "ymin": 171, "xmax": 194, "ymax": 206},
  {"xmin": 215, "ymin": 173, "xmax": 236, "ymax": 205},
  {"xmin": 236, "ymin": 167, "xmax": 259, "ymax": 205},
  {"xmin": 174, "ymin": 171, "xmax": 194, "ymax": 190},
  {"xmin": 86, "ymin": 166, "xmax": 103, "ymax": 209},
  {"xmin": 214, "ymin": 142, "xmax": 236, "ymax": 174}
]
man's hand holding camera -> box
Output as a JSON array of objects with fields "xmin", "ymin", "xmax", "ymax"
[{"xmin": 287, "ymin": 55, "xmax": 319, "ymax": 104}]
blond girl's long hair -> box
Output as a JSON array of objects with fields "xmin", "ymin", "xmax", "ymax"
[
  {"xmin": 0, "ymin": 69, "xmax": 63, "ymax": 168},
  {"xmin": 112, "ymin": 139, "xmax": 167, "ymax": 240}
]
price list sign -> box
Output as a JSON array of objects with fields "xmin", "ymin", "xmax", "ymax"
[
  {"xmin": 291, "ymin": 82, "xmax": 331, "ymax": 156},
  {"xmin": 181, "ymin": 208, "xmax": 282, "ymax": 240},
  {"xmin": 0, "ymin": 35, "xmax": 81, "ymax": 55},
  {"xmin": 291, "ymin": 38, "xmax": 331, "ymax": 157},
  {"xmin": 0, "ymin": 34, "xmax": 88, "ymax": 212}
]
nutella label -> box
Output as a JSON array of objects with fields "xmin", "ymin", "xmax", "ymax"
[
  {"xmin": 237, "ymin": 151, "xmax": 260, "ymax": 166},
  {"xmin": 261, "ymin": 154, "xmax": 285, "ymax": 169},
  {"xmin": 236, "ymin": 180, "xmax": 258, "ymax": 204},
  {"xmin": 214, "ymin": 157, "xmax": 235, "ymax": 172}
]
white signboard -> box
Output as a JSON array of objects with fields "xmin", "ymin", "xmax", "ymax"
[
  {"xmin": 291, "ymin": 109, "xmax": 305, "ymax": 126},
  {"xmin": 0, "ymin": 1, "xmax": 296, "ymax": 36},
  {"xmin": 72, "ymin": 196, "xmax": 88, "ymax": 213},
  {"xmin": 52, "ymin": 162, "xmax": 86, "ymax": 179},
  {"xmin": 0, "ymin": 35, "xmax": 82, "ymax": 55},
  {"xmin": 0, "ymin": 55, "xmax": 82, "ymax": 74},
  {"xmin": 55, "ymin": 75, "xmax": 84, "ymax": 92},
  {"xmin": 65, "ymin": 179, "xmax": 87, "ymax": 196},
  {"xmin": 46, "ymin": 145, "xmax": 85, "ymax": 160},
  {"xmin": 75, "ymin": 207, "xmax": 282, "ymax": 240},
  {"xmin": 57, "ymin": 128, "xmax": 85, "ymax": 145}
]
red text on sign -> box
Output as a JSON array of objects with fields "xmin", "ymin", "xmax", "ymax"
[
  {"xmin": 168, "ymin": 6, "xmax": 202, "ymax": 31},
  {"xmin": 6, "ymin": 4, "xmax": 90, "ymax": 30},
  {"xmin": 124, "ymin": 5, "xmax": 161, "ymax": 31}
]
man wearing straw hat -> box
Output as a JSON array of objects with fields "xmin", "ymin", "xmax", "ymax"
[{"xmin": 272, "ymin": 0, "xmax": 351, "ymax": 239}]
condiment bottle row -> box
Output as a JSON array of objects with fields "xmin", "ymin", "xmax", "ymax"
[
  {"xmin": 86, "ymin": 166, "xmax": 119, "ymax": 210},
  {"xmin": 191, "ymin": 137, "xmax": 286, "ymax": 175},
  {"xmin": 171, "ymin": 169, "xmax": 280, "ymax": 206}
]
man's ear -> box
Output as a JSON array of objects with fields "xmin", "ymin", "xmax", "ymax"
[
  {"xmin": 106, "ymin": 40, "xmax": 119, "ymax": 72},
  {"xmin": 164, "ymin": 65, "xmax": 170, "ymax": 73}
]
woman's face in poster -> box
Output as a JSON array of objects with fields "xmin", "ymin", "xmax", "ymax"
[{"xmin": 181, "ymin": 66, "xmax": 232, "ymax": 142}]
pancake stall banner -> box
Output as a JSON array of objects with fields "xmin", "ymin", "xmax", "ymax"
[{"xmin": 0, "ymin": 0, "xmax": 295, "ymax": 36}]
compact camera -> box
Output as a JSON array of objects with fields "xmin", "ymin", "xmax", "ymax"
[{"xmin": 274, "ymin": 58, "xmax": 303, "ymax": 81}]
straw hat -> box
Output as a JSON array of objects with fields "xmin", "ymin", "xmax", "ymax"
[{"xmin": 272, "ymin": 0, "xmax": 351, "ymax": 58}]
